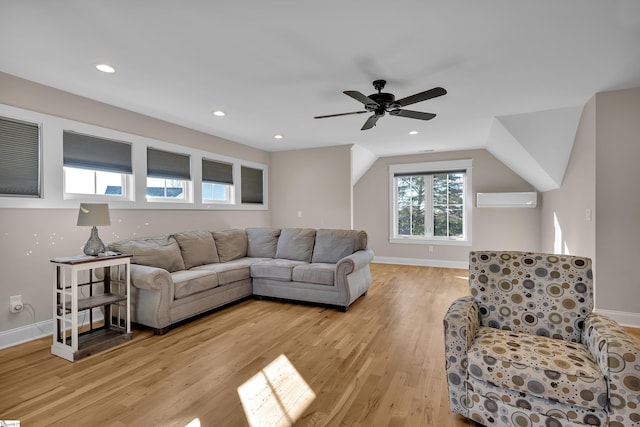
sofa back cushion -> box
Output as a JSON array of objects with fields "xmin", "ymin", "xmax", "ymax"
[
  {"xmin": 213, "ymin": 229, "xmax": 248, "ymax": 262},
  {"xmin": 173, "ymin": 230, "xmax": 220, "ymax": 269},
  {"xmin": 246, "ymin": 227, "xmax": 281, "ymax": 258},
  {"xmin": 109, "ymin": 236, "xmax": 185, "ymax": 272},
  {"xmin": 311, "ymin": 229, "xmax": 368, "ymax": 264},
  {"xmin": 275, "ymin": 228, "xmax": 316, "ymax": 262}
]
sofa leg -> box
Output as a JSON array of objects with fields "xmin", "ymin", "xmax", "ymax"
[
  {"xmin": 337, "ymin": 306, "xmax": 348, "ymax": 313},
  {"xmin": 254, "ymin": 295, "xmax": 263, "ymax": 301},
  {"xmin": 154, "ymin": 327, "xmax": 169, "ymax": 335}
]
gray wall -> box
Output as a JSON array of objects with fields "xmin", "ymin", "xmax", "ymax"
[
  {"xmin": 541, "ymin": 86, "xmax": 640, "ymax": 320},
  {"xmin": 0, "ymin": 73, "xmax": 270, "ymax": 334},
  {"xmin": 270, "ymin": 145, "xmax": 352, "ymax": 229},
  {"xmin": 354, "ymin": 149, "xmax": 540, "ymax": 266}
]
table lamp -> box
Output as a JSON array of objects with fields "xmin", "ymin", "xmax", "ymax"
[{"xmin": 77, "ymin": 203, "xmax": 111, "ymax": 256}]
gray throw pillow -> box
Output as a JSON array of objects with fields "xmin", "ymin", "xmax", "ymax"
[
  {"xmin": 109, "ymin": 235, "xmax": 185, "ymax": 272},
  {"xmin": 275, "ymin": 228, "xmax": 316, "ymax": 262},
  {"xmin": 212, "ymin": 229, "xmax": 248, "ymax": 262},
  {"xmin": 311, "ymin": 229, "xmax": 368, "ymax": 264},
  {"xmin": 173, "ymin": 230, "xmax": 220, "ymax": 269},
  {"xmin": 246, "ymin": 228, "xmax": 281, "ymax": 258}
]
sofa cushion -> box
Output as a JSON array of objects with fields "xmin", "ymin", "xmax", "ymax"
[
  {"xmin": 292, "ymin": 263, "xmax": 335, "ymax": 286},
  {"xmin": 275, "ymin": 228, "xmax": 316, "ymax": 262},
  {"xmin": 109, "ymin": 236, "xmax": 185, "ymax": 273},
  {"xmin": 467, "ymin": 327, "xmax": 607, "ymax": 410},
  {"xmin": 171, "ymin": 270, "xmax": 219, "ymax": 299},
  {"xmin": 311, "ymin": 229, "xmax": 367, "ymax": 264},
  {"xmin": 251, "ymin": 259, "xmax": 308, "ymax": 281},
  {"xmin": 192, "ymin": 258, "xmax": 262, "ymax": 285},
  {"xmin": 173, "ymin": 230, "xmax": 220, "ymax": 269},
  {"xmin": 213, "ymin": 229, "xmax": 248, "ymax": 262},
  {"xmin": 246, "ymin": 227, "xmax": 281, "ymax": 258}
]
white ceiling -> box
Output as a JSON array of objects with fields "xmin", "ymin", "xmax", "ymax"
[{"xmin": 1, "ymin": 1, "xmax": 640, "ymax": 175}]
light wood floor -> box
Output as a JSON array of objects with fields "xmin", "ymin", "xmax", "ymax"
[{"xmin": 1, "ymin": 264, "xmax": 638, "ymax": 427}]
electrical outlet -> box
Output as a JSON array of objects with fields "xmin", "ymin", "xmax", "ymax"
[{"xmin": 10, "ymin": 295, "xmax": 23, "ymax": 313}]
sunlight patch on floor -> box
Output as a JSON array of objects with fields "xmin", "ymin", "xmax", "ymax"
[
  {"xmin": 238, "ymin": 354, "xmax": 316, "ymax": 427},
  {"xmin": 185, "ymin": 418, "xmax": 200, "ymax": 427}
]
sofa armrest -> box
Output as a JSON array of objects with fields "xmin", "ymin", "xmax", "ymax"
[
  {"xmin": 583, "ymin": 312, "xmax": 640, "ymax": 425},
  {"xmin": 128, "ymin": 264, "xmax": 174, "ymax": 329},
  {"xmin": 336, "ymin": 248, "xmax": 375, "ymax": 276},
  {"xmin": 443, "ymin": 296, "xmax": 479, "ymax": 417},
  {"xmin": 334, "ymin": 249, "xmax": 375, "ymax": 307}
]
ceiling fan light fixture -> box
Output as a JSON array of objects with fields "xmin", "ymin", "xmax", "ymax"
[{"xmin": 95, "ymin": 63, "xmax": 115, "ymax": 73}]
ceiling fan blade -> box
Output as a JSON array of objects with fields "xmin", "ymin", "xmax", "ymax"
[
  {"xmin": 314, "ymin": 110, "xmax": 368, "ymax": 119},
  {"xmin": 389, "ymin": 109, "xmax": 437, "ymax": 121},
  {"xmin": 361, "ymin": 114, "xmax": 381, "ymax": 130},
  {"xmin": 395, "ymin": 87, "xmax": 447, "ymax": 107},
  {"xmin": 344, "ymin": 90, "xmax": 379, "ymax": 107}
]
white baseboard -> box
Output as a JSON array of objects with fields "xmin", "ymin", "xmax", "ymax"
[
  {"xmin": 373, "ymin": 256, "xmax": 468, "ymax": 270},
  {"xmin": 0, "ymin": 311, "xmax": 104, "ymax": 350},
  {"xmin": 0, "ymin": 319, "xmax": 53, "ymax": 350},
  {"xmin": 594, "ymin": 308, "xmax": 640, "ymax": 328}
]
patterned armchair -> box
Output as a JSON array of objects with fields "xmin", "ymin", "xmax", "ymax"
[{"xmin": 444, "ymin": 251, "xmax": 640, "ymax": 427}]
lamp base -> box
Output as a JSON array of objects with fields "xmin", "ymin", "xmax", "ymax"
[{"xmin": 83, "ymin": 226, "xmax": 106, "ymax": 256}]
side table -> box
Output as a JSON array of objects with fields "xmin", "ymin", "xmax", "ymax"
[{"xmin": 50, "ymin": 254, "xmax": 132, "ymax": 361}]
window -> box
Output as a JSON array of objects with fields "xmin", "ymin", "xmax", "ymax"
[
  {"xmin": 202, "ymin": 158, "xmax": 233, "ymax": 203},
  {"xmin": 241, "ymin": 166, "xmax": 264, "ymax": 204},
  {"xmin": 0, "ymin": 115, "xmax": 41, "ymax": 197},
  {"xmin": 146, "ymin": 148, "xmax": 191, "ymax": 201},
  {"xmin": 390, "ymin": 160, "xmax": 471, "ymax": 245},
  {"xmin": 63, "ymin": 131, "xmax": 132, "ymax": 199}
]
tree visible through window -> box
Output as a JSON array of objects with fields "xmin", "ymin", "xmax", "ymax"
[{"xmin": 395, "ymin": 170, "xmax": 466, "ymax": 240}]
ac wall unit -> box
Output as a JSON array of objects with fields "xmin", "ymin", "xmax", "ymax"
[{"xmin": 476, "ymin": 192, "xmax": 537, "ymax": 208}]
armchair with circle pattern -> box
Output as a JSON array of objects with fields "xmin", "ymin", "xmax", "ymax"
[{"xmin": 444, "ymin": 251, "xmax": 640, "ymax": 427}]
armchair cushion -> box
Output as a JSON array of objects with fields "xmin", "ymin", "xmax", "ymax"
[
  {"xmin": 468, "ymin": 327, "xmax": 607, "ymax": 410},
  {"xmin": 469, "ymin": 251, "xmax": 593, "ymax": 342}
]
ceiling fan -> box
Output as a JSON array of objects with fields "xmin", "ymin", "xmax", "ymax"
[{"xmin": 314, "ymin": 80, "xmax": 447, "ymax": 130}]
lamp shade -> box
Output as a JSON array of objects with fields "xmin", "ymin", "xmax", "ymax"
[{"xmin": 77, "ymin": 203, "xmax": 111, "ymax": 226}]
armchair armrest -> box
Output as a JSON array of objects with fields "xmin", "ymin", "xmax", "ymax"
[
  {"xmin": 443, "ymin": 296, "xmax": 480, "ymax": 417},
  {"xmin": 583, "ymin": 312, "xmax": 640, "ymax": 425}
]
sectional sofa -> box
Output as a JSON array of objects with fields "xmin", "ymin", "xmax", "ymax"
[{"xmin": 108, "ymin": 228, "xmax": 374, "ymax": 334}]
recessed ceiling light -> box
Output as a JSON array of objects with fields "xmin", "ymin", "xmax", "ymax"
[
  {"xmin": 213, "ymin": 110, "xmax": 226, "ymax": 117},
  {"xmin": 409, "ymin": 130, "xmax": 419, "ymax": 135},
  {"xmin": 95, "ymin": 63, "xmax": 115, "ymax": 73},
  {"xmin": 273, "ymin": 134, "xmax": 284, "ymax": 140}
]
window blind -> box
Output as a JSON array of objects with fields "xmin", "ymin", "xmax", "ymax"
[
  {"xmin": 394, "ymin": 169, "xmax": 466, "ymax": 178},
  {"xmin": 202, "ymin": 159, "xmax": 233, "ymax": 184},
  {"xmin": 241, "ymin": 166, "xmax": 263, "ymax": 204},
  {"xmin": 147, "ymin": 148, "xmax": 191, "ymax": 180},
  {"xmin": 63, "ymin": 131, "xmax": 132, "ymax": 173},
  {"xmin": 0, "ymin": 116, "xmax": 41, "ymax": 197}
]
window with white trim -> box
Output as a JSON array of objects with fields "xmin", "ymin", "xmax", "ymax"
[
  {"xmin": 63, "ymin": 131, "xmax": 132, "ymax": 200},
  {"xmin": 146, "ymin": 147, "xmax": 192, "ymax": 202},
  {"xmin": 390, "ymin": 160, "xmax": 471, "ymax": 245},
  {"xmin": 202, "ymin": 158, "xmax": 233, "ymax": 204}
]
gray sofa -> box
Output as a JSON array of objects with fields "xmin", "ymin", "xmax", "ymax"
[{"xmin": 108, "ymin": 228, "xmax": 374, "ymax": 334}]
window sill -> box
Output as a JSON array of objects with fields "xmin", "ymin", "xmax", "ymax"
[{"xmin": 389, "ymin": 237, "xmax": 471, "ymax": 247}]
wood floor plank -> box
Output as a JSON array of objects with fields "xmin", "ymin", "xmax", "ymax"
[{"xmin": 1, "ymin": 263, "xmax": 636, "ymax": 426}]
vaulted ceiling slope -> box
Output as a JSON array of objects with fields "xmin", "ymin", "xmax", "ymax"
[{"xmin": 1, "ymin": 1, "xmax": 639, "ymax": 190}]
